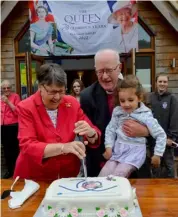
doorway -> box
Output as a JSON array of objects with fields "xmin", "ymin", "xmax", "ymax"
[
  {"xmin": 16, "ymin": 52, "xmax": 135, "ymax": 98},
  {"xmin": 66, "ymin": 70, "xmax": 97, "ymax": 94}
]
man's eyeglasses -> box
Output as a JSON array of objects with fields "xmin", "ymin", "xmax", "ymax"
[
  {"xmin": 95, "ymin": 63, "xmax": 120, "ymax": 76},
  {"xmin": 43, "ymin": 85, "xmax": 65, "ymax": 96}
]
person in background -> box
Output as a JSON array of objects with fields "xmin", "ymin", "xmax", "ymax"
[
  {"xmin": 147, "ymin": 73, "xmax": 178, "ymax": 178},
  {"xmin": 14, "ymin": 64, "xmax": 101, "ymax": 181},
  {"xmin": 80, "ymin": 49, "xmax": 149, "ymax": 177},
  {"xmin": 99, "ymin": 75, "xmax": 166, "ymax": 177},
  {"xmin": 1, "ymin": 80, "xmax": 21, "ymax": 179},
  {"xmin": 71, "ymin": 79, "xmax": 85, "ymax": 102}
]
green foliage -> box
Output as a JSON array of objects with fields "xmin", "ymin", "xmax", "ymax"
[{"xmin": 78, "ymin": 208, "xmax": 82, "ymax": 213}]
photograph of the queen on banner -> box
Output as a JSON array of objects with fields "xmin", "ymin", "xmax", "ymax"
[
  {"xmin": 29, "ymin": 1, "xmax": 73, "ymax": 56},
  {"xmin": 108, "ymin": 0, "xmax": 138, "ymax": 53}
]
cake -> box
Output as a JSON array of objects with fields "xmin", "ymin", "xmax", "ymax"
[{"xmin": 42, "ymin": 176, "xmax": 136, "ymax": 217}]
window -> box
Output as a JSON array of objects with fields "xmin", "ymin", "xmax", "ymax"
[
  {"xmin": 15, "ymin": 22, "xmax": 44, "ymax": 96},
  {"xmin": 136, "ymin": 56, "xmax": 152, "ymax": 92},
  {"xmin": 136, "ymin": 18, "xmax": 155, "ymax": 92},
  {"xmin": 138, "ymin": 23, "xmax": 151, "ymax": 49},
  {"xmin": 18, "ymin": 30, "xmax": 31, "ymax": 53}
]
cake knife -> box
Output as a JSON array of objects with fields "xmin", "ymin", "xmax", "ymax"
[
  {"xmin": 82, "ymin": 156, "xmax": 87, "ymax": 180},
  {"xmin": 76, "ymin": 135, "xmax": 87, "ymax": 180}
]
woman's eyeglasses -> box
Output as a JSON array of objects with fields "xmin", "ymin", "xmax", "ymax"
[
  {"xmin": 2, "ymin": 87, "xmax": 11, "ymax": 90},
  {"xmin": 43, "ymin": 85, "xmax": 65, "ymax": 96},
  {"xmin": 95, "ymin": 63, "xmax": 120, "ymax": 76}
]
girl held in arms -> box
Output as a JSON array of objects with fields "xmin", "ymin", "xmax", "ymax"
[{"xmin": 99, "ymin": 75, "xmax": 166, "ymax": 178}]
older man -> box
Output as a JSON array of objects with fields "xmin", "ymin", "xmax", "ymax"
[{"xmin": 80, "ymin": 49, "xmax": 149, "ymax": 177}]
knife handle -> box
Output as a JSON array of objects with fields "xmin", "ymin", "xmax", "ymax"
[{"xmin": 77, "ymin": 135, "xmax": 84, "ymax": 143}]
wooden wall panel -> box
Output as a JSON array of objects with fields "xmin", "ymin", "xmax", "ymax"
[
  {"xmin": 1, "ymin": 1, "xmax": 28, "ymax": 90},
  {"xmin": 138, "ymin": 1, "xmax": 178, "ymax": 97}
]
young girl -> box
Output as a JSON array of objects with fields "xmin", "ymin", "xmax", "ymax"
[
  {"xmin": 71, "ymin": 79, "xmax": 85, "ymax": 102},
  {"xmin": 99, "ymin": 75, "xmax": 166, "ymax": 178}
]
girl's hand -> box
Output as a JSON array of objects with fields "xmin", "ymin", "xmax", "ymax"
[
  {"xmin": 74, "ymin": 120, "xmax": 96, "ymax": 138},
  {"xmin": 167, "ymin": 138, "xmax": 174, "ymax": 146},
  {"xmin": 103, "ymin": 147, "xmax": 112, "ymax": 160},
  {"xmin": 151, "ymin": 155, "xmax": 161, "ymax": 168},
  {"xmin": 63, "ymin": 141, "xmax": 87, "ymax": 159}
]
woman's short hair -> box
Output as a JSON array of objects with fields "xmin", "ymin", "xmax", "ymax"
[
  {"xmin": 71, "ymin": 79, "xmax": 85, "ymax": 96},
  {"xmin": 37, "ymin": 64, "xmax": 67, "ymax": 87},
  {"xmin": 1, "ymin": 79, "xmax": 11, "ymax": 88}
]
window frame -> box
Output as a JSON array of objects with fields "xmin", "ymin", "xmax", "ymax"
[{"xmin": 137, "ymin": 17, "xmax": 155, "ymax": 91}]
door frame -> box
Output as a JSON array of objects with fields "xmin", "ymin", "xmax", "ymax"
[{"xmin": 15, "ymin": 53, "xmax": 44, "ymax": 97}]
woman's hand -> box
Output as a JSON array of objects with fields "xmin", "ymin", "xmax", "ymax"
[
  {"xmin": 63, "ymin": 141, "xmax": 87, "ymax": 159},
  {"xmin": 1, "ymin": 95, "xmax": 9, "ymax": 103},
  {"xmin": 151, "ymin": 155, "xmax": 161, "ymax": 168},
  {"xmin": 74, "ymin": 120, "xmax": 96, "ymax": 137},
  {"xmin": 122, "ymin": 120, "xmax": 149, "ymax": 137}
]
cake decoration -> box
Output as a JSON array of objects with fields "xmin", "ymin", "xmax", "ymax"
[
  {"xmin": 106, "ymin": 175, "xmax": 117, "ymax": 181},
  {"xmin": 95, "ymin": 204, "xmax": 129, "ymax": 217},
  {"xmin": 45, "ymin": 205, "xmax": 82, "ymax": 217},
  {"xmin": 58, "ymin": 179, "xmax": 117, "ymax": 193}
]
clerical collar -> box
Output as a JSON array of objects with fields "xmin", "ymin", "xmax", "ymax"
[{"xmin": 106, "ymin": 90, "xmax": 114, "ymax": 95}]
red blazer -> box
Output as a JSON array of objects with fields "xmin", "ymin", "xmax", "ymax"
[
  {"xmin": 14, "ymin": 91, "xmax": 101, "ymax": 181},
  {"xmin": 1, "ymin": 93, "xmax": 21, "ymax": 125}
]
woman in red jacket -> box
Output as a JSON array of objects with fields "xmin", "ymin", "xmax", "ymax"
[
  {"xmin": 1, "ymin": 80, "xmax": 21, "ymax": 178},
  {"xmin": 14, "ymin": 64, "xmax": 101, "ymax": 181}
]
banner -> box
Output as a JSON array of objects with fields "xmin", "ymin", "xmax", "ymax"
[{"xmin": 29, "ymin": 0, "xmax": 138, "ymax": 56}]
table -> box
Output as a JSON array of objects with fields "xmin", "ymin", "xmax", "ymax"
[{"xmin": 1, "ymin": 179, "xmax": 178, "ymax": 217}]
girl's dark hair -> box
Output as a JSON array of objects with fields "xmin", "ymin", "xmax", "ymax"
[
  {"xmin": 36, "ymin": 6, "xmax": 48, "ymax": 16},
  {"xmin": 37, "ymin": 64, "xmax": 67, "ymax": 87},
  {"xmin": 71, "ymin": 79, "xmax": 85, "ymax": 96},
  {"xmin": 115, "ymin": 75, "xmax": 145, "ymax": 106}
]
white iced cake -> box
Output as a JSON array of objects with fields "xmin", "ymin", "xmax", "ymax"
[{"xmin": 42, "ymin": 176, "xmax": 135, "ymax": 217}]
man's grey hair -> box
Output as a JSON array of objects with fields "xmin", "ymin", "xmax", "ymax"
[
  {"xmin": 94, "ymin": 49, "xmax": 121, "ymax": 64},
  {"xmin": 37, "ymin": 63, "xmax": 67, "ymax": 87}
]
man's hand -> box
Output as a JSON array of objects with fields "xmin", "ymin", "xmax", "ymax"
[
  {"xmin": 122, "ymin": 120, "xmax": 149, "ymax": 137},
  {"xmin": 151, "ymin": 155, "xmax": 161, "ymax": 168},
  {"xmin": 103, "ymin": 147, "xmax": 112, "ymax": 160}
]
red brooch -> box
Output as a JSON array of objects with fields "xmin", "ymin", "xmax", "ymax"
[{"xmin": 65, "ymin": 103, "xmax": 72, "ymax": 108}]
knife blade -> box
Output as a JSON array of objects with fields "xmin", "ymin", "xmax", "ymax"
[{"xmin": 75, "ymin": 135, "xmax": 87, "ymax": 179}]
